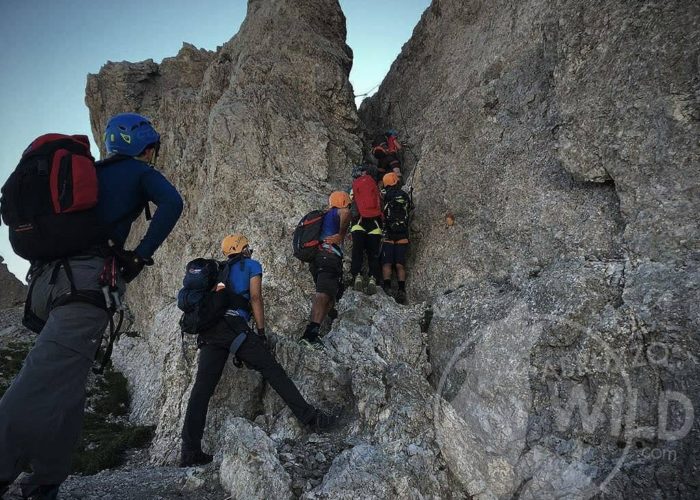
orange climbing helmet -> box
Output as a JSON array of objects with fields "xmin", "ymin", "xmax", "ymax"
[
  {"xmin": 329, "ymin": 191, "xmax": 351, "ymax": 209},
  {"xmin": 383, "ymin": 172, "xmax": 399, "ymax": 187},
  {"xmin": 221, "ymin": 233, "xmax": 249, "ymax": 257},
  {"xmin": 372, "ymin": 144, "xmax": 387, "ymax": 158}
]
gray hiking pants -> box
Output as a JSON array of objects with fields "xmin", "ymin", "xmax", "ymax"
[{"xmin": 0, "ymin": 256, "xmax": 113, "ymax": 488}]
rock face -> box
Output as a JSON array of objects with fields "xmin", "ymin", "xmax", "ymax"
[
  {"xmin": 361, "ymin": 0, "xmax": 699, "ymax": 498},
  {"xmin": 82, "ymin": 0, "xmax": 699, "ymax": 498},
  {"xmin": 0, "ymin": 256, "xmax": 26, "ymax": 309},
  {"xmin": 85, "ymin": 0, "xmax": 362, "ymax": 453},
  {"xmin": 86, "ymin": 0, "xmax": 362, "ymax": 337}
]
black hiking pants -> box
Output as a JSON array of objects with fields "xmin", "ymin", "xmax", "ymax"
[
  {"xmin": 350, "ymin": 231, "xmax": 382, "ymax": 281},
  {"xmin": 181, "ymin": 317, "xmax": 315, "ymax": 452},
  {"xmin": 350, "ymin": 218, "xmax": 382, "ymax": 282}
]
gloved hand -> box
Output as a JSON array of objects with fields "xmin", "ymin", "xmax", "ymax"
[
  {"xmin": 117, "ymin": 250, "xmax": 153, "ymax": 283},
  {"xmin": 257, "ymin": 328, "xmax": 270, "ymax": 349}
]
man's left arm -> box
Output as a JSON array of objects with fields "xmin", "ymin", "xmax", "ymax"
[
  {"xmin": 249, "ymin": 274, "xmax": 265, "ymax": 335},
  {"xmin": 338, "ymin": 208, "xmax": 351, "ymax": 242},
  {"xmin": 134, "ymin": 170, "xmax": 184, "ymax": 259}
]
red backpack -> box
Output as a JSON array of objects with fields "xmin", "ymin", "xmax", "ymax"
[
  {"xmin": 352, "ymin": 174, "xmax": 382, "ymax": 218},
  {"xmin": 386, "ymin": 135, "xmax": 401, "ymax": 154},
  {"xmin": 0, "ymin": 134, "xmax": 106, "ymax": 261}
]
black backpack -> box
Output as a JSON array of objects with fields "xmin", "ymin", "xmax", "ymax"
[
  {"xmin": 0, "ymin": 134, "xmax": 107, "ymax": 261},
  {"xmin": 292, "ymin": 209, "xmax": 326, "ymax": 262},
  {"xmin": 177, "ymin": 257, "xmax": 251, "ymax": 335},
  {"xmin": 384, "ymin": 190, "xmax": 411, "ymax": 238}
]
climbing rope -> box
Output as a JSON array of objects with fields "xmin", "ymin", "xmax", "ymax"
[{"xmin": 354, "ymin": 81, "xmax": 382, "ymax": 98}]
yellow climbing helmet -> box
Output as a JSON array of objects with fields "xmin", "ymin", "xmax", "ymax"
[
  {"xmin": 221, "ymin": 233, "xmax": 249, "ymax": 257},
  {"xmin": 329, "ymin": 191, "xmax": 351, "ymax": 209}
]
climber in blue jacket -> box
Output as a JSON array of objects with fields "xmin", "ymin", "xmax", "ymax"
[{"xmin": 0, "ymin": 113, "xmax": 183, "ymax": 500}]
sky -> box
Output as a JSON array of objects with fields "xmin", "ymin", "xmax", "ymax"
[{"xmin": 0, "ymin": 0, "xmax": 430, "ymax": 281}]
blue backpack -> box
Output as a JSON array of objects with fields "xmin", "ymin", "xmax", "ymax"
[
  {"xmin": 177, "ymin": 257, "xmax": 252, "ymax": 335},
  {"xmin": 177, "ymin": 258, "xmax": 220, "ymax": 314}
]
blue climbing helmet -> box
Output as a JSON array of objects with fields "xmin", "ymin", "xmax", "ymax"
[
  {"xmin": 104, "ymin": 113, "xmax": 160, "ymax": 157},
  {"xmin": 351, "ymin": 164, "xmax": 366, "ymax": 179}
]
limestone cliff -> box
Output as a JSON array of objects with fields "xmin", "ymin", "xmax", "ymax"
[
  {"xmin": 0, "ymin": 256, "xmax": 25, "ymax": 309},
  {"xmin": 361, "ymin": 0, "xmax": 699, "ymax": 497},
  {"xmin": 83, "ymin": 0, "xmax": 699, "ymax": 498},
  {"xmin": 86, "ymin": 0, "xmax": 362, "ymax": 336},
  {"xmin": 86, "ymin": 0, "xmax": 362, "ymax": 426}
]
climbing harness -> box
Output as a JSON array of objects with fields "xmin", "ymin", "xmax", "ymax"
[
  {"xmin": 94, "ymin": 254, "xmax": 125, "ymax": 374},
  {"xmin": 21, "ymin": 253, "xmax": 124, "ymax": 374}
]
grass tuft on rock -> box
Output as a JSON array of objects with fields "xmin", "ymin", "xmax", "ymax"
[
  {"xmin": 0, "ymin": 341, "xmax": 31, "ymax": 395},
  {"xmin": 73, "ymin": 365, "xmax": 154, "ymax": 475},
  {"xmin": 0, "ymin": 343, "xmax": 153, "ymax": 476}
]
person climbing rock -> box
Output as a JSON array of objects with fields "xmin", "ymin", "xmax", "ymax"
[
  {"xmin": 381, "ymin": 173, "xmax": 414, "ymax": 304},
  {"xmin": 0, "ymin": 113, "xmax": 183, "ymax": 499},
  {"xmin": 351, "ymin": 162, "xmax": 379, "ymax": 183},
  {"xmin": 180, "ymin": 234, "xmax": 337, "ymax": 467},
  {"xmin": 372, "ymin": 138, "xmax": 402, "ymax": 182},
  {"xmin": 384, "ymin": 129, "xmax": 402, "ymax": 155},
  {"xmin": 349, "ymin": 165, "xmax": 383, "ymax": 294},
  {"xmin": 299, "ymin": 191, "xmax": 351, "ymax": 350}
]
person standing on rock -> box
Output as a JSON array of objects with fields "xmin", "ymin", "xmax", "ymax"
[
  {"xmin": 0, "ymin": 113, "xmax": 183, "ymax": 500},
  {"xmin": 349, "ymin": 165, "xmax": 383, "ymax": 295},
  {"xmin": 180, "ymin": 234, "xmax": 337, "ymax": 467},
  {"xmin": 299, "ymin": 191, "xmax": 351, "ymax": 350},
  {"xmin": 381, "ymin": 173, "xmax": 413, "ymax": 304}
]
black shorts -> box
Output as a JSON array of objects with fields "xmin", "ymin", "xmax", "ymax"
[
  {"xmin": 382, "ymin": 241, "xmax": 408, "ymax": 266},
  {"xmin": 309, "ymin": 251, "xmax": 343, "ymax": 298}
]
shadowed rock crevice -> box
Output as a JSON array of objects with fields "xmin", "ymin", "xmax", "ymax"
[{"xmin": 361, "ymin": 0, "xmax": 698, "ymax": 498}]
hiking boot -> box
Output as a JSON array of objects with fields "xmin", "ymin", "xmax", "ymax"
[
  {"xmin": 19, "ymin": 484, "xmax": 60, "ymax": 500},
  {"xmin": 298, "ymin": 337, "xmax": 324, "ymax": 351},
  {"xmin": 366, "ymin": 277, "xmax": 377, "ymax": 295},
  {"xmin": 395, "ymin": 289, "xmax": 407, "ymax": 305},
  {"xmin": 179, "ymin": 449, "xmax": 213, "ymax": 467},
  {"xmin": 309, "ymin": 410, "xmax": 339, "ymax": 432},
  {"xmin": 353, "ymin": 274, "xmax": 364, "ymax": 292}
]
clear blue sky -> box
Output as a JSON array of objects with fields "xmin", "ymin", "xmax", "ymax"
[{"xmin": 0, "ymin": 0, "xmax": 429, "ymax": 281}]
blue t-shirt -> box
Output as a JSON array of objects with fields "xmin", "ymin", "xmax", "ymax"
[
  {"xmin": 226, "ymin": 257, "xmax": 263, "ymax": 322},
  {"xmin": 320, "ymin": 208, "xmax": 343, "ymax": 256}
]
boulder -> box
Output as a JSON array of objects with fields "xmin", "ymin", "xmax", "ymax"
[
  {"xmin": 0, "ymin": 256, "xmax": 25, "ymax": 309},
  {"xmin": 361, "ymin": 0, "xmax": 699, "ymax": 497}
]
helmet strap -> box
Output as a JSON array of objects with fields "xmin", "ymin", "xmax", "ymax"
[{"xmin": 151, "ymin": 143, "xmax": 160, "ymax": 166}]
